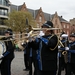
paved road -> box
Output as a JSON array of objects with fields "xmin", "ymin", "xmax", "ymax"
[
  {"xmin": 11, "ymin": 51, "xmax": 29, "ymax": 75},
  {"xmin": 0, "ymin": 51, "xmax": 65, "ymax": 75}
]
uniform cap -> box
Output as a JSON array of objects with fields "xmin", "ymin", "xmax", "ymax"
[
  {"xmin": 42, "ymin": 21, "xmax": 53, "ymax": 28},
  {"xmin": 70, "ymin": 33, "xmax": 75, "ymax": 37},
  {"xmin": 5, "ymin": 28, "xmax": 13, "ymax": 35}
]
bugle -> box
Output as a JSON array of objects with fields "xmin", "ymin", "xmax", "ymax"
[{"xmin": 32, "ymin": 27, "xmax": 62, "ymax": 31}]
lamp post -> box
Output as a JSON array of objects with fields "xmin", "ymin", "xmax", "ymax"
[{"xmin": 25, "ymin": 18, "xmax": 29, "ymax": 33}]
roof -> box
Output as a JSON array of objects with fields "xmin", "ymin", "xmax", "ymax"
[
  {"xmin": 10, "ymin": 4, "xmax": 69, "ymax": 23},
  {"xmin": 59, "ymin": 16, "xmax": 69, "ymax": 23},
  {"xmin": 43, "ymin": 12, "xmax": 51, "ymax": 21},
  {"xmin": 10, "ymin": 4, "xmax": 18, "ymax": 12}
]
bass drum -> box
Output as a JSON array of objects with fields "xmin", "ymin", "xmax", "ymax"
[{"xmin": 0, "ymin": 41, "xmax": 6, "ymax": 56}]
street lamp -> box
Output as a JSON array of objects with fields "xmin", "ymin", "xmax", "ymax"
[{"xmin": 25, "ymin": 18, "xmax": 29, "ymax": 33}]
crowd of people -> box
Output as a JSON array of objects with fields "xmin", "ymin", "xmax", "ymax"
[{"xmin": 0, "ymin": 21, "xmax": 75, "ymax": 75}]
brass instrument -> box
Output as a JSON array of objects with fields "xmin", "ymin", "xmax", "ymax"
[
  {"xmin": 62, "ymin": 37, "xmax": 68, "ymax": 63},
  {"xmin": 0, "ymin": 27, "xmax": 62, "ymax": 50},
  {"xmin": 62, "ymin": 50, "xmax": 67, "ymax": 55},
  {"xmin": 32, "ymin": 27, "xmax": 62, "ymax": 31},
  {"xmin": 58, "ymin": 40, "xmax": 64, "ymax": 47},
  {"xmin": 62, "ymin": 40, "xmax": 68, "ymax": 55}
]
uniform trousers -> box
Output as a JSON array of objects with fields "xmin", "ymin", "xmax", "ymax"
[
  {"xmin": 38, "ymin": 70, "xmax": 56, "ymax": 75},
  {"xmin": 0, "ymin": 58, "xmax": 13, "ymax": 75},
  {"xmin": 29, "ymin": 57, "xmax": 39, "ymax": 75},
  {"xmin": 58, "ymin": 57, "xmax": 65, "ymax": 75},
  {"xmin": 24, "ymin": 54, "xmax": 29, "ymax": 69},
  {"xmin": 66, "ymin": 63, "xmax": 75, "ymax": 75}
]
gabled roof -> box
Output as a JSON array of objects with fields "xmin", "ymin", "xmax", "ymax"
[
  {"xmin": 10, "ymin": 3, "xmax": 69, "ymax": 23},
  {"xmin": 51, "ymin": 14, "xmax": 69, "ymax": 23},
  {"xmin": 59, "ymin": 16, "xmax": 69, "ymax": 23}
]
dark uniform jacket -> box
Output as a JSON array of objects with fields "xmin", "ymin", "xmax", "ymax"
[
  {"xmin": 29, "ymin": 34, "xmax": 58, "ymax": 71},
  {"xmin": 69, "ymin": 41, "xmax": 75, "ymax": 63},
  {"xmin": 2, "ymin": 37, "xmax": 15, "ymax": 59}
]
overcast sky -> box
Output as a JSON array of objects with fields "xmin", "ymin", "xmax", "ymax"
[{"xmin": 10, "ymin": 0, "xmax": 75, "ymax": 21}]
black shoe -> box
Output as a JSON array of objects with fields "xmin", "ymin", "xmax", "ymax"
[{"xmin": 23, "ymin": 68, "xmax": 29, "ymax": 71}]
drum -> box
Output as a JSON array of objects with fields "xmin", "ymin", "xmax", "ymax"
[{"xmin": 0, "ymin": 41, "xmax": 6, "ymax": 56}]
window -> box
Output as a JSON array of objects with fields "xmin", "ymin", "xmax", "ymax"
[
  {"xmin": 55, "ymin": 19, "xmax": 57, "ymax": 24},
  {"xmin": 1, "ymin": 0, "xmax": 8, "ymax": 6},
  {"xmin": 64, "ymin": 24, "xmax": 66, "ymax": 28},
  {"xmin": 0, "ymin": 0, "xmax": 2, "ymax": 5},
  {"xmin": 39, "ymin": 16, "xmax": 42, "ymax": 22},
  {"xmin": 67, "ymin": 25, "xmax": 69, "ymax": 28},
  {"xmin": 0, "ymin": 9, "xmax": 2, "ymax": 15},
  {"xmin": 67, "ymin": 31, "xmax": 69, "ymax": 35},
  {"xmin": 4, "ymin": 10, "xmax": 8, "ymax": 16},
  {"xmin": 0, "ymin": 9, "xmax": 8, "ymax": 16}
]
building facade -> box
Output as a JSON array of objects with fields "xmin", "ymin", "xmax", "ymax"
[
  {"xmin": 0, "ymin": 0, "xmax": 10, "ymax": 35},
  {"xmin": 0, "ymin": 2, "xmax": 70, "ymax": 36},
  {"xmin": 10, "ymin": 2, "xmax": 70, "ymax": 36},
  {"xmin": 69, "ymin": 18, "xmax": 75, "ymax": 33}
]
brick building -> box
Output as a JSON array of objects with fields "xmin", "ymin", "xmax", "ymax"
[
  {"xmin": 0, "ymin": 1, "xmax": 70, "ymax": 36},
  {"xmin": 10, "ymin": 2, "xmax": 70, "ymax": 35},
  {"xmin": 69, "ymin": 18, "xmax": 75, "ymax": 33}
]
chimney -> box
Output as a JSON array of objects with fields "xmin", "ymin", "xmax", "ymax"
[{"xmin": 61, "ymin": 16, "xmax": 62, "ymax": 18}]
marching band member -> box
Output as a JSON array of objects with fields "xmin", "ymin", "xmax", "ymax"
[
  {"xmin": 0, "ymin": 29, "xmax": 15, "ymax": 75},
  {"xmin": 58, "ymin": 32, "xmax": 69, "ymax": 75},
  {"xmin": 28, "ymin": 21, "xmax": 59, "ymax": 75},
  {"xmin": 65, "ymin": 33, "xmax": 75, "ymax": 75},
  {"xmin": 27, "ymin": 32, "xmax": 43, "ymax": 75},
  {"xmin": 28, "ymin": 43, "xmax": 39, "ymax": 75},
  {"xmin": 21, "ymin": 40, "xmax": 30, "ymax": 71}
]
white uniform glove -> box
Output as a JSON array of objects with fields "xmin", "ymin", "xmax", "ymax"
[
  {"xmin": 58, "ymin": 46, "xmax": 61, "ymax": 49},
  {"xmin": 39, "ymin": 31, "xmax": 45, "ymax": 36},
  {"xmin": 0, "ymin": 54, "xmax": 4, "ymax": 60},
  {"xmin": 65, "ymin": 47, "xmax": 69, "ymax": 50},
  {"xmin": 36, "ymin": 35, "xmax": 41, "ymax": 38}
]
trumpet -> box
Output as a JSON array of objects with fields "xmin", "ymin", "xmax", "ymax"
[
  {"xmin": 62, "ymin": 51, "xmax": 67, "ymax": 55},
  {"xmin": 32, "ymin": 27, "xmax": 62, "ymax": 31},
  {"xmin": 58, "ymin": 40, "xmax": 64, "ymax": 47}
]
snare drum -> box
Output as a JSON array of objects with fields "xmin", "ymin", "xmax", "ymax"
[{"xmin": 0, "ymin": 41, "xmax": 6, "ymax": 56}]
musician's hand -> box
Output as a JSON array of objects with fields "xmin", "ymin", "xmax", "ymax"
[
  {"xmin": 0, "ymin": 54, "xmax": 4, "ymax": 60},
  {"xmin": 65, "ymin": 47, "xmax": 69, "ymax": 50},
  {"xmin": 58, "ymin": 46, "xmax": 61, "ymax": 49},
  {"xmin": 36, "ymin": 35, "xmax": 41, "ymax": 38}
]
